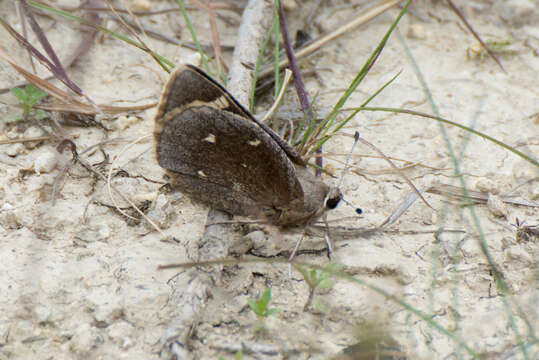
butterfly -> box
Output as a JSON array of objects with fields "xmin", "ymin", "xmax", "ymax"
[{"xmin": 154, "ymin": 65, "xmax": 341, "ymax": 226}]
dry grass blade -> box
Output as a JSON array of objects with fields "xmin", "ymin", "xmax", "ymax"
[
  {"xmin": 277, "ymin": 0, "xmax": 323, "ymax": 172},
  {"xmin": 0, "ymin": 135, "xmax": 54, "ymax": 145},
  {"xmin": 64, "ymin": 3, "xmax": 240, "ymax": 15},
  {"xmin": 105, "ymin": 0, "xmax": 167, "ymax": 72},
  {"xmin": 379, "ymin": 189, "xmax": 427, "ymax": 228},
  {"xmin": 0, "ymin": 50, "xmax": 127, "ymax": 117},
  {"xmin": 0, "ymin": 1, "xmax": 99, "ymax": 95},
  {"xmin": 16, "ymin": 0, "xmax": 37, "ymax": 73},
  {"xmin": 358, "ymin": 136, "xmax": 433, "ymax": 210},
  {"xmin": 0, "ymin": 49, "xmax": 80, "ymax": 105},
  {"xmin": 427, "ymin": 184, "xmax": 539, "ymax": 208},
  {"xmin": 35, "ymin": 101, "xmax": 157, "ymax": 115},
  {"xmin": 20, "ymin": 0, "xmax": 70, "ymax": 82},
  {"xmin": 200, "ymin": 0, "xmax": 225, "ymax": 73},
  {"xmin": 446, "ymin": 0, "xmax": 506, "ymax": 73},
  {"xmin": 260, "ymin": 69, "xmax": 292, "ymax": 124},
  {"xmin": 259, "ymin": 0, "xmax": 402, "ymax": 78},
  {"xmin": 11, "ymin": 1, "xmax": 101, "ymax": 112}
]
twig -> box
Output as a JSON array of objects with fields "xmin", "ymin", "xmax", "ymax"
[
  {"xmin": 199, "ymin": 0, "xmax": 273, "ymax": 263},
  {"xmin": 446, "ymin": 0, "xmax": 506, "ymax": 73},
  {"xmin": 157, "ymin": 2, "xmax": 274, "ymax": 357}
]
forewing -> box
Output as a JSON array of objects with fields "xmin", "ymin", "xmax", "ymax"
[
  {"xmin": 155, "ymin": 104, "xmax": 304, "ymax": 217},
  {"xmin": 155, "ymin": 65, "xmax": 305, "ymax": 166}
]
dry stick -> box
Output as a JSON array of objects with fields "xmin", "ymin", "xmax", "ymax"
[
  {"xmin": 446, "ymin": 0, "xmax": 506, "ymax": 73},
  {"xmin": 156, "ymin": 2, "xmax": 274, "ymax": 357},
  {"xmin": 200, "ymin": 0, "xmax": 273, "ymax": 262},
  {"xmin": 35, "ymin": 101, "xmax": 157, "ymax": 115},
  {"xmin": 259, "ymin": 0, "xmax": 402, "ymax": 78}
]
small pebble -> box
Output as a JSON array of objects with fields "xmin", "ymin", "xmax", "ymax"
[
  {"xmin": 530, "ymin": 182, "xmax": 538, "ymax": 201},
  {"xmin": 487, "ymin": 194, "xmax": 508, "ymax": 218},
  {"xmin": 245, "ymin": 230, "xmax": 267, "ymax": 250},
  {"xmin": 70, "ymin": 323, "xmax": 103, "ymax": 354},
  {"xmin": 475, "ymin": 178, "xmax": 499, "ymax": 194},
  {"xmin": 178, "ymin": 52, "xmax": 202, "ymax": 67},
  {"xmin": 6, "ymin": 143, "xmax": 25, "ymax": 157},
  {"xmin": 407, "ymin": 23, "xmax": 427, "ymax": 40},
  {"xmin": 144, "ymin": 194, "xmax": 177, "ymax": 230},
  {"xmin": 34, "ymin": 149, "xmax": 58, "ymax": 174},
  {"xmin": 282, "ymin": 0, "xmax": 297, "ymax": 11},
  {"xmin": 114, "ymin": 115, "xmax": 140, "ymax": 131},
  {"xmin": 506, "ymin": 245, "xmax": 533, "ymax": 265},
  {"xmin": 129, "ymin": 0, "xmax": 151, "ymax": 12},
  {"xmin": 23, "ymin": 126, "xmax": 46, "ymax": 149},
  {"xmin": 512, "ymin": 159, "xmax": 535, "ymax": 182}
]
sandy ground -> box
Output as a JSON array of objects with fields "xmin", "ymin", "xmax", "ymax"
[{"xmin": 0, "ymin": 0, "xmax": 538, "ymax": 359}]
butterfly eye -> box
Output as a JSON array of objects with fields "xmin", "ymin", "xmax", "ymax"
[
  {"xmin": 325, "ymin": 196, "xmax": 341, "ymax": 209},
  {"xmin": 325, "ymin": 187, "xmax": 342, "ymax": 209}
]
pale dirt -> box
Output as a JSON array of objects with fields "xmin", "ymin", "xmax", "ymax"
[{"xmin": 0, "ymin": 1, "xmax": 538, "ymax": 359}]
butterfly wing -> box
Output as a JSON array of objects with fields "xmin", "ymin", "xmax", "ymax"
[
  {"xmin": 155, "ymin": 103, "xmax": 304, "ymax": 220},
  {"xmin": 156, "ymin": 65, "xmax": 305, "ymax": 166}
]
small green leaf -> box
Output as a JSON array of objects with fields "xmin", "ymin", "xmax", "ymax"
[
  {"xmin": 247, "ymin": 298, "xmax": 259, "ymax": 315},
  {"xmin": 324, "ymin": 262, "xmax": 343, "ymax": 273},
  {"xmin": 259, "ymin": 288, "xmax": 271, "ymax": 309},
  {"xmin": 25, "ymin": 84, "xmax": 47, "ymax": 107},
  {"xmin": 309, "ymin": 269, "xmax": 317, "ymax": 281},
  {"xmin": 317, "ymin": 278, "xmax": 334, "ymax": 290},
  {"xmin": 312, "ymin": 299, "xmax": 330, "ymax": 314},
  {"xmin": 265, "ymin": 308, "xmax": 281, "ymax": 317},
  {"xmin": 9, "ymin": 87, "xmax": 26, "ymax": 102},
  {"xmin": 234, "ymin": 349, "xmax": 243, "ymax": 360},
  {"xmin": 32, "ymin": 109, "xmax": 49, "ymax": 120}
]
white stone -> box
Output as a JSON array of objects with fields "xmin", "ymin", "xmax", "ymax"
[
  {"xmin": 23, "ymin": 126, "xmax": 46, "ymax": 149},
  {"xmin": 34, "ymin": 149, "xmax": 58, "ymax": 174}
]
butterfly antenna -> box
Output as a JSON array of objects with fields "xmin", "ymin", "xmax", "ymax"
[
  {"xmin": 338, "ymin": 131, "xmax": 360, "ymax": 188},
  {"xmin": 339, "ymin": 131, "xmax": 362, "ymax": 215}
]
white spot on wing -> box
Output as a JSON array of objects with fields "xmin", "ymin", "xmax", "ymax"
[
  {"xmin": 197, "ymin": 170, "xmax": 207, "ymax": 178},
  {"xmin": 203, "ymin": 133, "xmax": 216, "ymax": 143},
  {"xmin": 248, "ymin": 139, "xmax": 261, "ymax": 146},
  {"xmin": 210, "ymin": 95, "xmax": 229, "ymax": 109},
  {"xmin": 241, "ymin": 163, "xmax": 247, "ymax": 168}
]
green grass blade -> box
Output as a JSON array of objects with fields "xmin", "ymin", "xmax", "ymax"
[
  {"xmin": 250, "ymin": 20, "xmax": 275, "ymax": 112},
  {"xmin": 309, "ymin": 71, "xmax": 401, "ymax": 154},
  {"xmin": 397, "ymin": 29, "xmax": 532, "ymax": 358},
  {"xmin": 320, "ymin": 0, "xmax": 413, "ymax": 137},
  {"xmin": 353, "ymin": 107, "xmax": 538, "ymax": 168},
  {"xmin": 176, "ymin": 0, "xmax": 211, "ymax": 74}
]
